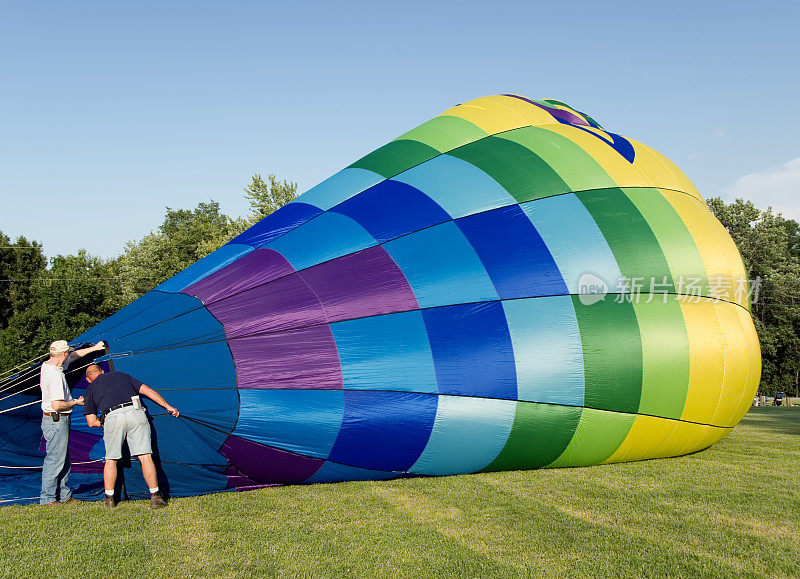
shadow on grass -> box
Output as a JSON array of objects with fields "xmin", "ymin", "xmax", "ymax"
[{"xmin": 741, "ymin": 407, "xmax": 800, "ymax": 436}]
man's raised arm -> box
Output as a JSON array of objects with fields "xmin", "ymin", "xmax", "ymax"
[{"xmin": 68, "ymin": 341, "xmax": 106, "ymax": 362}]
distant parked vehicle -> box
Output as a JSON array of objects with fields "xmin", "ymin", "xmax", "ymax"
[{"xmin": 774, "ymin": 392, "xmax": 785, "ymax": 406}]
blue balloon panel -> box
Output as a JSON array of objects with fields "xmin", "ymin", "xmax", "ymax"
[
  {"xmin": 457, "ymin": 204, "xmax": 567, "ymax": 299},
  {"xmin": 328, "ymin": 390, "xmax": 438, "ymax": 471},
  {"xmin": 423, "ymin": 301, "xmax": 517, "ymax": 400},
  {"xmin": 384, "ymin": 221, "xmax": 499, "ymax": 308}
]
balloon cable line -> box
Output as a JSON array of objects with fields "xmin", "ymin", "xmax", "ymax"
[
  {"xmin": 221, "ymin": 113, "xmax": 707, "ymax": 269},
  {"xmin": 0, "ymin": 357, "xmax": 107, "ymax": 398},
  {"xmin": 167, "ymin": 396, "xmax": 735, "ymax": 475},
  {"xmin": 178, "ymin": 396, "xmax": 731, "ymax": 479},
  {"xmin": 0, "ymin": 366, "xmax": 40, "ymax": 395},
  {"xmin": 0, "ymin": 368, "xmax": 38, "ymax": 391},
  {"xmin": 0, "ymin": 356, "xmax": 120, "ymax": 410},
  {"xmin": 0, "ymin": 352, "xmax": 133, "ymax": 398},
  {"xmin": 0, "ymin": 366, "xmax": 45, "ymax": 396},
  {"xmin": 0, "ymin": 459, "xmax": 103, "ymax": 471},
  {"xmin": 0, "ymin": 397, "xmax": 736, "ymax": 469},
  {"xmin": 0, "ymin": 496, "xmax": 40, "ymax": 504},
  {"xmin": 176, "ymin": 387, "xmax": 734, "ymax": 431},
  {"xmin": 111, "ymin": 184, "xmax": 713, "ymax": 344},
  {"xmin": 0, "ymin": 399, "xmax": 41, "ymax": 414},
  {"xmin": 0, "ymin": 352, "xmax": 50, "ymax": 381},
  {"xmin": 102, "ymin": 289, "xmax": 754, "ymax": 364}
]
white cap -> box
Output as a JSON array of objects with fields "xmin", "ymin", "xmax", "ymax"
[{"xmin": 49, "ymin": 340, "xmax": 74, "ymax": 355}]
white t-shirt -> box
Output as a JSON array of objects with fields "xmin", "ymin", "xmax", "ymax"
[{"xmin": 40, "ymin": 361, "xmax": 72, "ymax": 414}]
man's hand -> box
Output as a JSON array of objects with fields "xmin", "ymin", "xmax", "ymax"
[
  {"xmin": 93, "ymin": 341, "xmax": 105, "ymax": 352},
  {"xmin": 140, "ymin": 385, "xmax": 179, "ymax": 417},
  {"xmin": 51, "ymin": 398, "xmax": 82, "ymax": 412},
  {"xmin": 86, "ymin": 414, "xmax": 102, "ymax": 428}
]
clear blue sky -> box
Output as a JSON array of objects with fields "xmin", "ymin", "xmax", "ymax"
[{"xmin": 2, "ymin": 1, "xmax": 799, "ymax": 258}]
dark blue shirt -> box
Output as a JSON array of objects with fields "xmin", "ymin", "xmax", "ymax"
[{"xmin": 84, "ymin": 371, "xmax": 144, "ymax": 416}]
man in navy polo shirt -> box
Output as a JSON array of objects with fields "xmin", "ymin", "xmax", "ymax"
[{"xmin": 83, "ymin": 364, "xmax": 179, "ymax": 509}]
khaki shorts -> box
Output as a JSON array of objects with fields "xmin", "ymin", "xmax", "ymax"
[{"xmin": 103, "ymin": 407, "xmax": 152, "ymax": 460}]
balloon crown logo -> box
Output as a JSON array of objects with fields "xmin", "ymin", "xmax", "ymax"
[{"xmin": 501, "ymin": 95, "xmax": 636, "ymax": 163}]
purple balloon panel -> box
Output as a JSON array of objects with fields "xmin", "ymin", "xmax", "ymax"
[
  {"xmin": 206, "ymin": 273, "xmax": 325, "ymax": 338},
  {"xmin": 230, "ymin": 325, "xmax": 343, "ymax": 390},
  {"xmin": 299, "ymin": 245, "xmax": 419, "ymax": 323},
  {"xmin": 184, "ymin": 249, "xmax": 295, "ymax": 304},
  {"xmin": 219, "ymin": 435, "xmax": 324, "ymax": 484},
  {"xmin": 69, "ymin": 430, "xmax": 104, "ymax": 475}
]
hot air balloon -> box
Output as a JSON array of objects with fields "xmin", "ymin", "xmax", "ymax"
[{"xmin": 0, "ymin": 95, "xmax": 760, "ymax": 504}]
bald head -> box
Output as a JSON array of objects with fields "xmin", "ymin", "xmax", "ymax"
[{"xmin": 85, "ymin": 365, "xmax": 103, "ymax": 382}]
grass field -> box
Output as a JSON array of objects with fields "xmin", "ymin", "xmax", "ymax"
[{"xmin": 2, "ymin": 407, "xmax": 798, "ymax": 578}]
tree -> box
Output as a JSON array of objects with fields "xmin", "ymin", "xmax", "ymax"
[
  {"xmin": 0, "ymin": 250, "xmax": 119, "ymax": 371},
  {"xmin": 116, "ymin": 200, "xmax": 243, "ymax": 304},
  {"xmin": 0, "ymin": 232, "xmax": 47, "ymax": 329},
  {"xmin": 0, "ymin": 173, "xmax": 297, "ymax": 373},
  {"xmin": 243, "ymin": 173, "xmax": 298, "ymax": 223},
  {"xmin": 115, "ymin": 173, "xmax": 298, "ymax": 304}
]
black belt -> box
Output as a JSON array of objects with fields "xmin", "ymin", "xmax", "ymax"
[{"xmin": 105, "ymin": 402, "xmax": 134, "ymax": 415}]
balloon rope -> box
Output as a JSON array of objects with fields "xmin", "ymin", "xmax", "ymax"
[
  {"xmin": 110, "ymin": 187, "xmax": 736, "ymax": 346},
  {"xmin": 0, "ymin": 357, "xmax": 103, "ymax": 405},
  {"xmin": 0, "ymin": 497, "xmax": 39, "ymax": 504},
  {"xmin": 100, "ymin": 288, "xmax": 753, "ymax": 363},
  {"xmin": 0, "ymin": 357, "xmax": 111, "ymax": 397},
  {"xmin": 0, "ymin": 399, "xmax": 41, "ymax": 414},
  {"xmin": 0, "ymin": 352, "xmax": 49, "ymax": 380},
  {"xmin": 0, "ymin": 383, "xmax": 39, "ymax": 399},
  {"xmin": 0, "ymin": 367, "xmax": 40, "ymax": 396},
  {"xmin": 174, "ymin": 414, "xmax": 229, "ymax": 436},
  {"xmin": 0, "ymin": 459, "xmax": 104, "ymax": 470}
]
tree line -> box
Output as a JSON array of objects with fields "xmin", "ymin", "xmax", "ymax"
[
  {"xmin": 1, "ymin": 184, "xmax": 797, "ymax": 396},
  {"xmin": 0, "ymin": 174, "xmax": 296, "ymax": 372}
]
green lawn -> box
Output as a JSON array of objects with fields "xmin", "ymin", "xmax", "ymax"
[{"xmin": 2, "ymin": 407, "xmax": 798, "ymax": 578}]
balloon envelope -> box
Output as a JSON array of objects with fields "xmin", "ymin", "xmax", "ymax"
[{"xmin": 0, "ymin": 95, "xmax": 760, "ymax": 503}]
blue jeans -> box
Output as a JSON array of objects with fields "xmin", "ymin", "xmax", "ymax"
[{"xmin": 40, "ymin": 414, "xmax": 72, "ymax": 504}]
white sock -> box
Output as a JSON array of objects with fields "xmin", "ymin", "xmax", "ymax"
[
  {"xmin": 149, "ymin": 487, "xmax": 159, "ymax": 494},
  {"xmin": 105, "ymin": 490, "xmax": 114, "ymax": 496}
]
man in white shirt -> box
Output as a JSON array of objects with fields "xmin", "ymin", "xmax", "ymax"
[{"xmin": 39, "ymin": 339, "xmax": 105, "ymax": 505}]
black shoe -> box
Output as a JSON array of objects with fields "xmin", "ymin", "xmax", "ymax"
[
  {"xmin": 150, "ymin": 491, "xmax": 167, "ymax": 509},
  {"xmin": 103, "ymin": 495, "xmax": 116, "ymax": 508}
]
